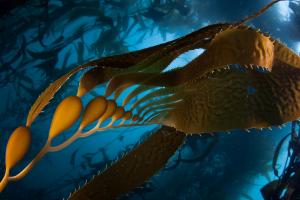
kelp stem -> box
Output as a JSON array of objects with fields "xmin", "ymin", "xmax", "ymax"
[
  {"xmin": 9, "ymin": 143, "xmax": 50, "ymax": 181},
  {"xmin": 0, "ymin": 170, "xmax": 9, "ymax": 192},
  {"xmin": 238, "ymin": 0, "xmax": 286, "ymax": 25},
  {"xmin": 48, "ymin": 131, "xmax": 81, "ymax": 152}
]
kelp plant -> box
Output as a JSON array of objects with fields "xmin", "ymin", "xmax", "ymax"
[{"xmin": 1, "ymin": 0, "xmax": 300, "ymax": 199}]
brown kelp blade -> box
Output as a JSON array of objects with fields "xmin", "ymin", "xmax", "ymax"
[
  {"xmin": 274, "ymin": 40, "xmax": 300, "ymax": 68},
  {"xmin": 77, "ymin": 67, "xmax": 120, "ymax": 97},
  {"xmin": 104, "ymin": 27, "xmax": 275, "ymax": 96},
  {"xmin": 135, "ymin": 95, "xmax": 180, "ymax": 119},
  {"xmin": 76, "ymin": 43, "xmax": 172, "ymax": 97},
  {"xmin": 69, "ymin": 126, "xmax": 185, "ymax": 200},
  {"xmin": 26, "ymin": 40, "xmax": 172, "ymax": 128},
  {"xmin": 26, "ymin": 37, "xmax": 185, "ymax": 126},
  {"xmin": 26, "ymin": 66, "xmax": 86, "ymax": 127},
  {"xmin": 122, "ymin": 85, "xmax": 154, "ymax": 107},
  {"xmin": 77, "ymin": 23, "xmax": 231, "ymax": 97},
  {"xmin": 132, "ymin": 89, "xmax": 177, "ymax": 110}
]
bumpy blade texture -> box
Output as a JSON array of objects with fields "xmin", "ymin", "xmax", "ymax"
[{"xmin": 69, "ymin": 126, "xmax": 185, "ymax": 200}]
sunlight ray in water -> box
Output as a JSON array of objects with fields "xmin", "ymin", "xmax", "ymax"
[{"xmin": 276, "ymin": 1, "xmax": 293, "ymax": 21}]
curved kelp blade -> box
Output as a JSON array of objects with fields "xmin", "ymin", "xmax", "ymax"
[
  {"xmin": 103, "ymin": 27, "xmax": 276, "ymax": 97},
  {"xmin": 27, "ymin": 40, "xmax": 181, "ymax": 126},
  {"xmin": 69, "ymin": 126, "xmax": 185, "ymax": 200},
  {"xmin": 272, "ymin": 133, "xmax": 290, "ymax": 177},
  {"xmin": 26, "ymin": 65, "xmax": 88, "ymax": 127},
  {"xmin": 77, "ymin": 23, "xmax": 231, "ymax": 97},
  {"xmin": 274, "ymin": 40, "xmax": 300, "ymax": 68}
]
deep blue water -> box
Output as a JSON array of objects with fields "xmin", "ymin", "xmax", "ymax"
[{"xmin": 0, "ymin": 0, "xmax": 300, "ymax": 199}]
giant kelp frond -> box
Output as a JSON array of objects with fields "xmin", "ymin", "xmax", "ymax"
[{"xmin": 1, "ymin": 0, "xmax": 299, "ymax": 198}]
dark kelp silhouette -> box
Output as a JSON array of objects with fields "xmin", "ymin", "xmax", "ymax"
[
  {"xmin": 0, "ymin": 0, "xmax": 300, "ymax": 199},
  {"xmin": 261, "ymin": 120, "xmax": 300, "ymax": 199}
]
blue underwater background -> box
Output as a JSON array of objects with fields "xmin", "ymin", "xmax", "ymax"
[{"xmin": 0, "ymin": 0, "xmax": 300, "ymax": 199}]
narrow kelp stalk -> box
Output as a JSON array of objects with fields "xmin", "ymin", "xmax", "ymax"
[
  {"xmin": 0, "ymin": 1, "xmax": 300, "ymax": 199},
  {"xmin": 261, "ymin": 121, "xmax": 300, "ymax": 199}
]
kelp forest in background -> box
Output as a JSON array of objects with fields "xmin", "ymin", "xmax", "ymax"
[{"xmin": 0, "ymin": 0, "xmax": 300, "ymax": 199}]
